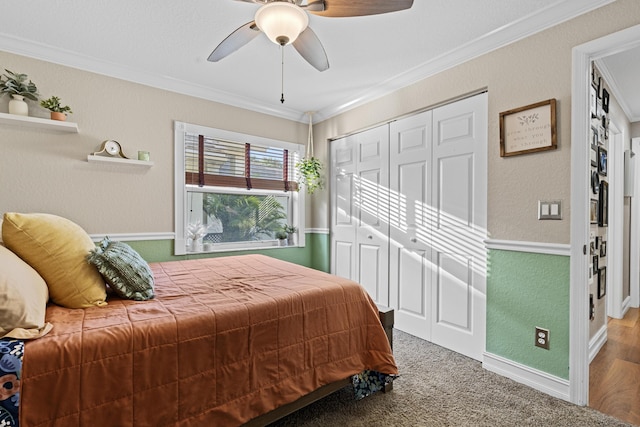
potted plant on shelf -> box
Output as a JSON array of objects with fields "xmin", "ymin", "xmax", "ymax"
[
  {"xmin": 40, "ymin": 96, "xmax": 73, "ymax": 121},
  {"xmin": 0, "ymin": 69, "xmax": 39, "ymax": 116},
  {"xmin": 284, "ymin": 224, "xmax": 298, "ymax": 246},
  {"xmin": 275, "ymin": 230, "xmax": 288, "ymax": 247}
]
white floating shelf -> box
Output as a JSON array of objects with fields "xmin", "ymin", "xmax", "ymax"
[
  {"xmin": 87, "ymin": 154, "xmax": 154, "ymax": 167},
  {"xmin": 0, "ymin": 112, "xmax": 78, "ymax": 133}
]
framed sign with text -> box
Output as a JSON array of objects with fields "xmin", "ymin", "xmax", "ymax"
[{"xmin": 500, "ymin": 98, "xmax": 557, "ymax": 157}]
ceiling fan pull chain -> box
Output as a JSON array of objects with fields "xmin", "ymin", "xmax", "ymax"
[{"xmin": 280, "ymin": 45, "xmax": 285, "ymax": 104}]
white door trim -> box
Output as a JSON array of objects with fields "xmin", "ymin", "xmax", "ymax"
[
  {"xmin": 606, "ymin": 121, "xmax": 624, "ymax": 319},
  {"xmin": 631, "ymin": 138, "xmax": 640, "ymax": 308},
  {"xmin": 570, "ymin": 23, "xmax": 640, "ymax": 406}
]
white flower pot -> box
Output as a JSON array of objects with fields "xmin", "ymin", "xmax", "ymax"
[{"xmin": 8, "ymin": 94, "xmax": 28, "ymax": 116}]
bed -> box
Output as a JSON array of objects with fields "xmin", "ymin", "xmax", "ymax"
[{"xmin": 0, "ymin": 213, "xmax": 397, "ymax": 427}]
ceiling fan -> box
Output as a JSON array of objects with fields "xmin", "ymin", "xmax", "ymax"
[{"xmin": 207, "ymin": 0, "xmax": 414, "ymax": 72}]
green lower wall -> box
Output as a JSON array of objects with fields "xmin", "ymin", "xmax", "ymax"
[
  {"xmin": 486, "ymin": 249, "xmax": 570, "ymax": 379},
  {"xmin": 126, "ymin": 232, "xmax": 330, "ymax": 272}
]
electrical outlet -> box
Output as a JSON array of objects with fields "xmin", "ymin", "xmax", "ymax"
[{"xmin": 535, "ymin": 327, "xmax": 549, "ymax": 350}]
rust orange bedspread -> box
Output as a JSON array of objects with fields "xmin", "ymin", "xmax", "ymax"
[{"xmin": 20, "ymin": 254, "xmax": 397, "ymax": 426}]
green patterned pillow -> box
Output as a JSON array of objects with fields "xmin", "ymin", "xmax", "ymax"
[{"xmin": 87, "ymin": 237, "xmax": 154, "ymax": 301}]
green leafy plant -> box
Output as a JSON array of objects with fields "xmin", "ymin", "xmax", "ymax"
[
  {"xmin": 40, "ymin": 96, "xmax": 72, "ymax": 114},
  {"xmin": 296, "ymin": 157, "xmax": 323, "ymax": 195},
  {"xmin": 0, "ymin": 69, "xmax": 39, "ymax": 100},
  {"xmin": 283, "ymin": 224, "xmax": 297, "ymax": 235},
  {"xmin": 275, "ymin": 230, "xmax": 288, "ymax": 240}
]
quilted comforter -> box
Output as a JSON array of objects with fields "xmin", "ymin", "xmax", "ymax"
[{"xmin": 20, "ymin": 254, "xmax": 397, "ymax": 426}]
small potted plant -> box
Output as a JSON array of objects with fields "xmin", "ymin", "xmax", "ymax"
[
  {"xmin": 40, "ymin": 96, "xmax": 73, "ymax": 121},
  {"xmin": 284, "ymin": 224, "xmax": 298, "ymax": 246},
  {"xmin": 275, "ymin": 230, "xmax": 288, "ymax": 246},
  {"xmin": 0, "ymin": 69, "xmax": 39, "ymax": 116},
  {"xmin": 296, "ymin": 157, "xmax": 323, "ymax": 195}
]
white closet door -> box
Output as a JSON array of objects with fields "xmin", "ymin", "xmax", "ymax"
[
  {"xmin": 331, "ymin": 136, "xmax": 357, "ymax": 281},
  {"xmin": 389, "ymin": 110, "xmax": 433, "ymax": 340},
  {"xmin": 354, "ymin": 126, "xmax": 390, "ymax": 306},
  {"xmin": 331, "ymin": 93, "xmax": 487, "ymax": 361},
  {"xmin": 331, "ymin": 125, "xmax": 389, "ymax": 306},
  {"xmin": 430, "ymin": 93, "xmax": 487, "ymax": 361}
]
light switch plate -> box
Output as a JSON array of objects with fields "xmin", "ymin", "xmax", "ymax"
[{"xmin": 538, "ymin": 200, "xmax": 562, "ymax": 220}]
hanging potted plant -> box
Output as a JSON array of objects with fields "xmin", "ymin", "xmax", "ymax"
[
  {"xmin": 296, "ymin": 112, "xmax": 324, "ymax": 195},
  {"xmin": 40, "ymin": 96, "xmax": 73, "ymax": 121},
  {"xmin": 0, "ymin": 69, "xmax": 39, "ymax": 116}
]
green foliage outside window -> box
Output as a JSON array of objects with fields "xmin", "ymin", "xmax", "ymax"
[{"xmin": 202, "ymin": 193, "xmax": 286, "ymax": 242}]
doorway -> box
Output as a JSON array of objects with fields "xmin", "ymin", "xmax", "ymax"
[{"xmin": 570, "ymin": 24, "xmax": 640, "ymax": 405}]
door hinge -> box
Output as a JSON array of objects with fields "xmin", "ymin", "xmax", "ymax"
[{"xmin": 583, "ymin": 244, "xmax": 587, "ymax": 255}]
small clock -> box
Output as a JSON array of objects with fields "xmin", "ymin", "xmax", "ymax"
[{"xmin": 93, "ymin": 140, "xmax": 128, "ymax": 159}]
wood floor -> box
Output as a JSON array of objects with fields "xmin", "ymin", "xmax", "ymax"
[{"xmin": 590, "ymin": 307, "xmax": 640, "ymax": 425}]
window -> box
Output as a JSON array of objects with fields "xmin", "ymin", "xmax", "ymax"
[{"xmin": 175, "ymin": 121, "xmax": 304, "ymax": 255}]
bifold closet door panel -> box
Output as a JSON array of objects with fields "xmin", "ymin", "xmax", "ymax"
[
  {"xmin": 389, "ymin": 110, "xmax": 434, "ymax": 341},
  {"xmin": 331, "ymin": 125, "xmax": 390, "ymax": 306},
  {"xmin": 429, "ymin": 93, "xmax": 488, "ymax": 361},
  {"xmin": 331, "ymin": 136, "xmax": 357, "ymax": 282}
]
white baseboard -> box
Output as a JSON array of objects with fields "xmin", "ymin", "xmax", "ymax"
[
  {"xmin": 483, "ymin": 352, "xmax": 570, "ymax": 402},
  {"xmin": 588, "ymin": 325, "xmax": 607, "ymax": 363}
]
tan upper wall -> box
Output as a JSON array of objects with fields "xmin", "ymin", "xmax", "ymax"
[
  {"xmin": 312, "ymin": 0, "xmax": 640, "ymax": 244},
  {"xmin": 0, "ymin": 53, "xmax": 307, "ymax": 234},
  {"xmin": 632, "ymin": 122, "xmax": 640, "ymax": 138}
]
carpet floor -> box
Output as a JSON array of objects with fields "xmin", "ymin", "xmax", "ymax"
[{"xmin": 270, "ymin": 330, "xmax": 632, "ymax": 426}]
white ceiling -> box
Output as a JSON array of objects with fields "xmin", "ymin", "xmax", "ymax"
[
  {"xmin": 598, "ymin": 45, "xmax": 640, "ymax": 122},
  {"xmin": 1, "ymin": 0, "xmax": 633, "ymax": 123}
]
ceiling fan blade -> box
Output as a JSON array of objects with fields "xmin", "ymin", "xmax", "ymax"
[
  {"xmin": 208, "ymin": 21, "xmax": 261, "ymax": 62},
  {"xmin": 292, "ymin": 27, "xmax": 329, "ymax": 72},
  {"xmin": 302, "ymin": 0, "xmax": 325, "ymax": 12},
  {"xmin": 309, "ymin": 0, "xmax": 413, "ymax": 17}
]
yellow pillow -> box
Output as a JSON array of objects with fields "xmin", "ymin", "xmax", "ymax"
[
  {"xmin": 0, "ymin": 245, "xmax": 53, "ymax": 339},
  {"xmin": 2, "ymin": 213, "xmax": 107, "ymax": 308}
]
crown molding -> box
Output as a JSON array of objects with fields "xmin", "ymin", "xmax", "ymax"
[{"xmin": 315, "ymin": 0, "xmax": 615, "ymax": 122}]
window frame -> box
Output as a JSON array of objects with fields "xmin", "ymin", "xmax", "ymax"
[{"xmin": 174, "ymin": 121, "xmax": 305, "ymax": 255}]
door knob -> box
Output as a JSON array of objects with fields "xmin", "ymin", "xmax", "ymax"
[
  {"xmin": 410, "ymin": 237, "xmax": 417, "ymax": 243},
  {"xmin": 367, "ymin": 235, "xmax": 373, "ymax": 239}
]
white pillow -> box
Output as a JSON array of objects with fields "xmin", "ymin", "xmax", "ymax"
[{"xmin": 0, "ymin": 245, "xmax": 52, "ymax": 339}]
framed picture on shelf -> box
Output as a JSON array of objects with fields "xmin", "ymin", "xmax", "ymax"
[
  {"xmin": 600, "ymin": 240, "xmax": 607, "ymax": 257},
  {"xmin": 592, "ymin": 256, "xmax": 598, "ymax": 274},
  {"xmin": 590, "ymin": 199, "xmax": 599, "ymax": 224},
  {"xmin": 590, "ymin": 86, "xmax": 597, "ymax": 118},
  {"xmin": 591, "ymin": 146, "xmax": 598, "ymax": 167},
  {"xmin": 598, "ymin": 146, "xmax": 607, "ymax": 176},
  {"xmin": 591, "ymin": 126, "xmax": 599, "ymax": 148},
  {"xmin": 598, "ymin": 267, "xmax": 607, "ymax": 299},
  {"xmin": 602, "ymin": 88, "xmax": 610, "ymax": 113},
  {"xmin": 599, "ymin": 181, "xmax": 608, "ymax": 227},
  {"xmin": 499, "ymin": 99, "xmax": 557, "ymax": 157}
]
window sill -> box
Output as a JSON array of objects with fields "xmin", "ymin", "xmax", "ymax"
[{"xmin": 187, "ymin": 243, "xmax": 301, "ymax": 254}]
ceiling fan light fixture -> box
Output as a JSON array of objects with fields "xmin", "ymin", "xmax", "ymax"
[{"xmin": 255, "ymin": 2, "xmax": 309, "ymax": 46}]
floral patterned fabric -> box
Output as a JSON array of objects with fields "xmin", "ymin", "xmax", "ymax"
[
  {"xmin": 0, "ymin": 339, "xmax": 22, "ymax": 427},
  {"xmin": 352, "ymin": 370, "xmax": 397, "ymax": 400}
]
